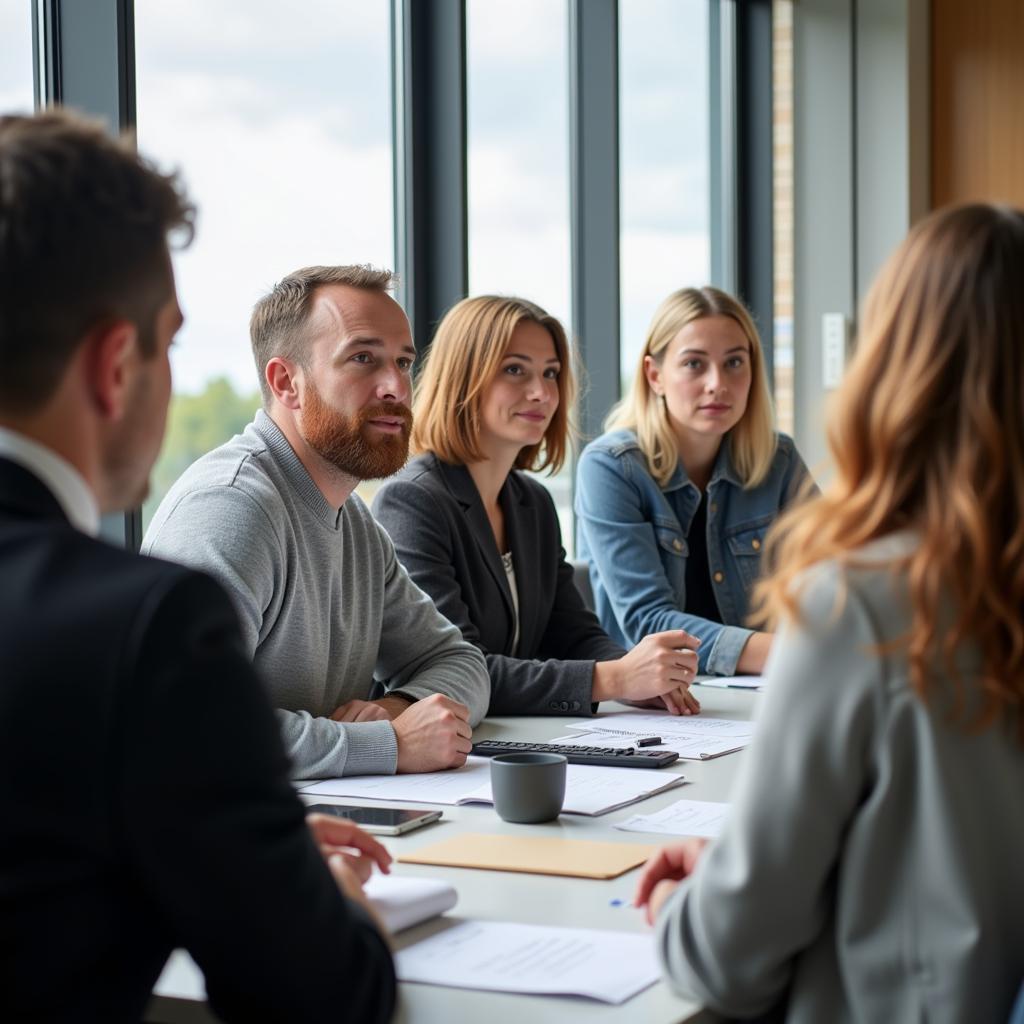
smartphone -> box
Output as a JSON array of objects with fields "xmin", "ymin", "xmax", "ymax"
[{"xmin": 305, "ymin": 804, "xmax": 442, "ymax": 836}]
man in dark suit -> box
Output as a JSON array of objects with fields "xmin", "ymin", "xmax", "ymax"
[{"xmin": 0, "ymin": 111, "xmax": 396, "ymax": 1022}]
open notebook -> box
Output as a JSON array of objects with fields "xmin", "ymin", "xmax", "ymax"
[{"xmin": 365, "ymin": 873, "xmax": 458, "ymax": 933}]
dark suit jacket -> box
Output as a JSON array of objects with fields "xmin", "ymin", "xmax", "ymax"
[
  {"xmin": 373, "ymin": 454, "xmax": 625, "ymax": 715},
  {"xmin": 0, "ymin": 457, "xmax": 395, "ymax": 1023}
]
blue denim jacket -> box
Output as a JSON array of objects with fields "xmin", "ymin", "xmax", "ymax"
[{"xmin": 575, "ymin": 428, "xmax": 813, "ymax": 675}]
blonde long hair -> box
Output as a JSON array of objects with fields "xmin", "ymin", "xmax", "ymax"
[
  {"xmin": 412, "ymin": 295, "xmax": 576, "ymax": 473},
  {"xmin": 757, "ymin": 203, "xmax": 1024, "ymax": 739},
  {"xmin": 606, "ymin": 286, "xmax": 776, "ymax": 487}
]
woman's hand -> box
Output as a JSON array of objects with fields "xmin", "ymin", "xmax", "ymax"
[
  {"xmin": 625, "ymin": 687, "xmax": 701, "ymax": 715},
  {"xmin": 634, "ymin": 838, "xmax": 709, "ymax": 925},
  {"xmin": 736, "ymin": 631, "xmax": 773, "ymax": 674},
  {"xmin": 593, "ymin": 629, "xmax": 701, "ymax": 712}
]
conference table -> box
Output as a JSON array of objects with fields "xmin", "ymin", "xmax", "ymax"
[{"xmin": 147, "ymin": 685, "xmax": 759, "ymax": 1024}]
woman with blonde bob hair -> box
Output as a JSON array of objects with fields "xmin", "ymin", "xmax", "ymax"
[
  {"xmin": 576, "ymin": 286, "xmax": 812, "ymax": 677},
  {"xmin": 635, "ymin": 204, "xmax": 1024, "ymax": 1022},
  {"xmin": 374, "ymin": 295, "xmax": 704, "ymax": 716}
]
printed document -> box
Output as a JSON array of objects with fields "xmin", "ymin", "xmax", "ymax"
[
  {"xmin": 614, "ymin": 798, "xmax": 730, "ymax": 838},
  {"xmin": 396, "ymin": 920, "xmax": 660, "ymax": 1004},
  {"xmin": 562, "ymin": 712, "xmax": 754, "ymax": 760},
  {"xmin": 300, "ymin": 756, "xmax": 686, "ymax": 815}
]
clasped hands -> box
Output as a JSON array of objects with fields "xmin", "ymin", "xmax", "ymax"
[
  {"xmin": 593, "ymin": 628, "xmax": 702, "ymax": 715},
  {"xmin": 330, "ymin": 691, "xmax": 473, "ymax": 773}
]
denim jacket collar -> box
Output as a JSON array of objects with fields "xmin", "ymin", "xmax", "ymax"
[{"xmin": 662, "ymin": 437, "xmax": 745, "ymax": 494}]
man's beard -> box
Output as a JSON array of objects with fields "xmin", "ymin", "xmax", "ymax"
[{"xmin": 301, "ymin": 380, "xmax": 412, "ymax": 481}]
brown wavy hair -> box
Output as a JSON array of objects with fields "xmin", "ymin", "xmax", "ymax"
[
  {"xmin": 411, "ymin": 295, "xmax": 576, "ymax": 474},
  {"xmin": 756, "ymin": 203, "xmax": 1024, "ymax": 739}
]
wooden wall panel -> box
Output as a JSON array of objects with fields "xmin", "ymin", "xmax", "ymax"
[{"xmin": 932, "ymin": 0, "xmax": 1024, "ymax": 208}]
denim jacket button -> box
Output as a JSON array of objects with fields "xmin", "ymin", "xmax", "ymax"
[
  {"xmin": 672, "ymin": 538, "xmax": 683, "ymax": 552},
  {"xmin": 752, "ymin": 538, "xmax": 761, "ymax": 550},
  {"xmin": 713, "ymin": 571, "xmax": 724, "ymax": 583}
]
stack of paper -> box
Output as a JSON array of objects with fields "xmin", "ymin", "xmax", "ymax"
[
  {"xmin": 300, "ymin": 756, "xmax": 686, "ymax": 815},
  {"xmin": 363, "ymin": 873, "xmax": 458, "ymax": 932},
  {"xmin": 396, "ymin": 920, "xmax": 660, "ymax": 1004},
  {"xmin": 560, "ymin": 712, "xmax": 755, "ymax": 760}
]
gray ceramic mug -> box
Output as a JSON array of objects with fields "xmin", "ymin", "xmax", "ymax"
[{"xmin": 489, "ymin": 752, "xmax": 568, "ymax": 823}]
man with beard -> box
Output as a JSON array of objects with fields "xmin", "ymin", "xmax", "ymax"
[{"xmin": 144, "ymin": 265, "xmax": 490, "ymax": 778}]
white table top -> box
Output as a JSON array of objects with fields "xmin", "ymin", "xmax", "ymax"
[{"xmin": 147, "ymin": 686, "xmax": 759, "ymax": 1024}]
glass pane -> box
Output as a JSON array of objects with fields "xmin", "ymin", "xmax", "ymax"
[
  {"xmin": 773, "ymin": 0, "xmax": 795, "ymax": 435},
  {"xmin": 467, "ymin": 0, "xmax": 573, "ymax": 549},
  {"xmin": 0, "ymin": 1, "xmax": 35, "ymax": 114},
  {"xmin": 619, "ymin": 0, "xmax": 710, "ymax": 393},
  {"xmin": 134, "ymin": 0, "xmax": 393, "ymax": 525}
]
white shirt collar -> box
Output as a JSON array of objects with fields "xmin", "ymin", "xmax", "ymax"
[{"xmin": 0, "ymin": 427, "xmax": 101, "ymax": 536}]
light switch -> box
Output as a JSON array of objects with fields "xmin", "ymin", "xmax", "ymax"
[{"xmin": 822, "ymin": 313, "xmax": 848, "ymax": 389}]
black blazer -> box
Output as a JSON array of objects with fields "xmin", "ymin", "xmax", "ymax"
[
  {"xmin": 373, "ymin": 453, "xmax": 624, "ymax": 715},
  {"xmin": 0, "ymin": 457, "xmax": 395, "ymax": 1023}
]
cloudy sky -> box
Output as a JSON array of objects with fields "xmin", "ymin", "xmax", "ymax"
[{"xmin": 1, "ymin": 0, "xmax": 709, "ymax": 396}]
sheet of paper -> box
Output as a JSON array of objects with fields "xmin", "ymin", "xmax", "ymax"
[
  {"xmin": 550, "ymin": 728, "xmax": 743, "ymax": 761},
  {"xmin": 568, "ymin": 711, "xmax": 755, "ymax": 739},
  {"xmin": 560, "ymin": 711, "xmax": 754, "ymax": 759},
  {"xmin": 396, "ymin": 920, "xmax": 660, "ymax": 1004},
  {"xmin": 301, "ymin": 759, "xmax": 492, "ymax": 805},
  {"xmin": 694, "ymin": 674, "xmax": 763, "ymax": 690},
  {"xmin": 614, "ymin": 798, "xmax": 730, "ymax": 838},
  {"xmin": 300, "ymin": 757, "xmax": 687, "ymax": 815}
]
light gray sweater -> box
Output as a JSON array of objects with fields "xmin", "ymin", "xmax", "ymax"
[
  {"xmin": 143, "ymin": 411, "xmax": 489, "ymax": 779},
  {"xmin": 657, "ymin": 533, "xmax": 1024, "ymax": 1023}
]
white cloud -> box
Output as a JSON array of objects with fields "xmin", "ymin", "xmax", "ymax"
[
  {"xmin": 467, "ymin": 0, "xmax": 566, "ymax": 64},
  {"xmin": 0, "ymin": 0, "xmax": 35, "ymax": 114},
  {"xmin": 137, "ymin": 69, "xmax": 393, "ymax": 394},
  {"xmin": 620, "ymin": 229, "xmax": 710, "ymax": 374},
  {"xmin": 134, "ymin": 0, "xmax": 389, "ymax": 60}
]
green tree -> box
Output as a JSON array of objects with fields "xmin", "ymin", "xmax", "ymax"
[{"xmin": 144, "ymin": 377, "xmax": 261, "ymax": 525}]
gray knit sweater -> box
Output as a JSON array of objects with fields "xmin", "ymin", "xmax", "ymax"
[{"xmin": 142, "ymin": 411, "xmax": 489, "ymax": 779}]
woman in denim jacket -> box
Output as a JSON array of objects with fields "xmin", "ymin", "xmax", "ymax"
[{"xmin": 575, "ymin": 286, "xmax": 813, "ymax": 676}]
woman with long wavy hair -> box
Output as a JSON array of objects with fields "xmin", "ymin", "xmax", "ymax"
[{"xmin": 634, "ymin": 203, "xmax": 1024, "ymax": 1022}]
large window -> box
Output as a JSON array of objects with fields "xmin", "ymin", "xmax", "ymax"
[
  {"xmin": 467, "ymin": 0, "xmax": 571, "ymax": 333},
  {"xmin": 619, "ymin": 0, "xmax": 711, "ymax": 394},
  {"xmin": 467, "ymin": 0, "xmax": 573, "ymax": 546},
  {"xmin": 0, "ymin": 1, "xmax": 35, "ymax": 115},
  {"xmin": 134, "ymin": 0, "xmax": 393, "ymax": 524}
]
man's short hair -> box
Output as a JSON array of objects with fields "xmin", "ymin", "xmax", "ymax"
[
  {"xmin": 249, "ymin": 265, "xmax": 394, "ymax": 404},
  {"xmin": 0, "ymin": 109, "xmax": 195, "ymax": 414}
]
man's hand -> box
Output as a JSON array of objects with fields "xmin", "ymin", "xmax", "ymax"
[
  {"xmin": 592, "ymin": 630, "xmax": 701, "ymax": 712},
  {"xmin": 330, "ymin": 699, "xmax": 392, "ymax": 723},
  {"xmin": 306, "ymin": 812, "xmax": 392, "ymax": 884},
  {"xmin": 369, "ymin": 694, "xmax": 416, "ymax": 720},
  {"xmin": 633, "ymin": 838, "xmax": 709, "ymax": 925},
  {"xmin": 392, "ymin": 693, "xmax": 472, "ymax": 773}
]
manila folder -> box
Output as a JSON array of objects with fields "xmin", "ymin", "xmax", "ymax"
[{"xmin": 398, "ymin": 833, "xmax": 655, "ymax": 879}]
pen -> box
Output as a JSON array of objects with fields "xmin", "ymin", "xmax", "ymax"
[{"xmin": 636, "ymin": 736, "xmax": 662, "ymax": 747}]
